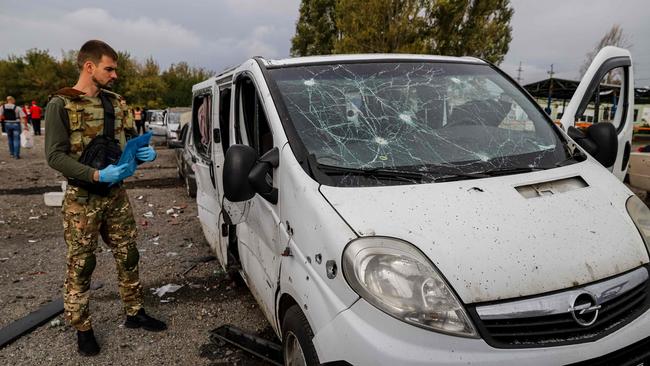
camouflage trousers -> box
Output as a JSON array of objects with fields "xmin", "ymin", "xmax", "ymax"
[{"xmin": 62, "ymin": 185, "xmax": 143, "ymax": 331}]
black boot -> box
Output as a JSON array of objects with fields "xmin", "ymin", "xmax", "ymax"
[
  {"xmin": 77, "ymin": 329, "xmax": 100, "ymax": 356},
  {"xmin": 124, "ymin": 308, "xmax": 167, "ymax": 331}
]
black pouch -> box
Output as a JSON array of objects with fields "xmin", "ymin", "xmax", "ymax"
[{"xmin": 68, "ymin": 92, "xmax": 122, "ymax": 197}]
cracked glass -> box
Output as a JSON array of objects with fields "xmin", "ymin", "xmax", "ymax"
[{"xmin": 269, "ymin": 62, "xmax": 573, "ymax": 186}]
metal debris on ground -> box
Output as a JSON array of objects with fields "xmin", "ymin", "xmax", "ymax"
[
  {"xmin": 182, "ymin": 255, "xmax": 217, "ymax": 276},
  {"xmin": 151, "ymin": 283, "xmax": 183, "ymax": 297},
  {"xmin": 143, "ymin": 211, "xmax": 154, "ymax": 218},
  {"xmin": 0, "ymin": 298, "xmax": 64, "ymax": 349},
  {"xmin": 209, "ymin": 325, "xmax": 282, "ymax": 366}
]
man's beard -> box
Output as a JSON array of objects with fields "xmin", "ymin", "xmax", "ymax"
[{"xmin": 92, "ymin": 76, "xmax": 114, "ymax": 90}]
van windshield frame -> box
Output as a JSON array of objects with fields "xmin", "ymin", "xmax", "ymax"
[{"xmin": 266, "ymin": 60, "xmax": 573, "ymax": 187}]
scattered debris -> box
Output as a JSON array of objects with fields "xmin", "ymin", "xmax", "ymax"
[
  {"xmin": 28, "ymin": 216, "xmax": 40, "ymax": 220},
  {"xmin": 27, "ymin": 239, "xmax": 39, "ymax": 243},
  {"xmin": 43, "ymin": 192, "xmax": 64, "ymax": 207},
  {"xmin": 143, "ymin": 211, "xmax": 154, "ymax": 218},
  {"xmin": 0, "ymin": 258, "xmax": 9, "ymax": 262},
  {"xmin": 137, "ymin": 195, "xmax": 144, "ymax": 200},
  {"xmin": 166, "ymin": 208, "xmax": 175, "ymax": 215},
  {"xmin": 209, "ymin": 325, "xmax": 282, "ymax": 366},
  {"xmin": 166, "ymin": 252, "xmax": 178, "ymax": 257},
  {"xmin": 151, "ymin": 284, "xmax": 183, "ymax": 297},
  {"xmin": 49, "ymin": 318, "xmax": 63, "ymax": 328},
  {"xmin": 28, "ymin": 271, "xmax": 46, "ymax": 276},
  {"xmin": 0, "ymin": 298, "xmax": 64, "ymax": 349}
]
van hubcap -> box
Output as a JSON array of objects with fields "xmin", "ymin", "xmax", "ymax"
[{"xmin": 284, "ymin": 331, "xmax": 306, "ymax": 366}]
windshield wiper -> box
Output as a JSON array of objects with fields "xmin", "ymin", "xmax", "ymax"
[{"xmin": 317, "ymin": 164, "xmax": 431, "ymax": 183}]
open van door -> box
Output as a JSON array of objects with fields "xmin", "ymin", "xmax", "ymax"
[{"xmin": 560, "ymin": 46, "xmax": 634, "ymax": 181}]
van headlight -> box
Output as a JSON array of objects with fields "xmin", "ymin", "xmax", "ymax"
[
  {"xmin": 626, "ymin": 195, "xmax": 650, "ymax": 255},
  {"xmin": 342, "ymin": 237, "xmax": 478, "ymax": 337}
]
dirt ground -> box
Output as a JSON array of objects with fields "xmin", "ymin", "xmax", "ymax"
[{"xmin": 0, "ymin": 133, "xmax": 273, "ymax": 365}]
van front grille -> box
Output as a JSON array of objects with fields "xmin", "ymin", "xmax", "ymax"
[{"xmin": 469, "ymin": 266, "xmax": 650, "ymax": 348}]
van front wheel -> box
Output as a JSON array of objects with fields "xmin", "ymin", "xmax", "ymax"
[{"xmin": 282, "ymin": 305, "xmax": 319, "ymax": 366}]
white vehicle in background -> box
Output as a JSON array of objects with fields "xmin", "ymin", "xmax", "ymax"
[
  {"xmin": 188, "ymin": 47, "xmax": 649, "ymax": 365},
  {"xmin": 145, "ymin": 109, "xmax": 166, "ymax": 137},
  {"xmin": 164, "ymin": 107, "xmax": 192, "ymax": 144}
]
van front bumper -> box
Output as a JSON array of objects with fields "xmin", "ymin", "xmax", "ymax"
[{"xmin": 313, "ymin": 299, "xmax": 650, "ymax": 366}]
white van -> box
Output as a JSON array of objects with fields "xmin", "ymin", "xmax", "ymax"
[{"xmin": 188, "ymin": 47, "xmax": 650, "ymax": 365}]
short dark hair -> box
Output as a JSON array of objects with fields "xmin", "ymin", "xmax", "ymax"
[{"xmin": 77, "ymin": 40, "xmax": 118, "ymax": 70}]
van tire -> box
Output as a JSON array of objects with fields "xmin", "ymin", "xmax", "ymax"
[{"xmin": 282, "ymin": 305, "xmax": 319, "ymax": 366}]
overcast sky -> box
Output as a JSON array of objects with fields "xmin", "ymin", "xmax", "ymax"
[{"xmin": 1, "ymin": 0, "xmax": 648, "ymax": 87}]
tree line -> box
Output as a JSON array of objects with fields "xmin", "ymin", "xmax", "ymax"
[
  {"xmin": 291, "ymin": 0, "xmax": 514, "ymax": 64},
  {"xmin": 0, "ymin": 49, "xmax": 213, "ymax": 109}
]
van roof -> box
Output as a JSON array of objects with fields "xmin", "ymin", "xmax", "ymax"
[
  {"xmin": 196, "ymin": 54, "xmax": 487, "ymax": 91},
  {"xmin": 260, "ymin": 54, "xmax": 486, "ymax": 68}
]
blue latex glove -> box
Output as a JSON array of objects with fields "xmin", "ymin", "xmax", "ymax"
[
  {"xmin": 136, "ymin": 146, "xmax": 157, "ymax": 162},
  {"xmin": 98, "ymin": 164, "xmax": 133, "ymax": 184}
]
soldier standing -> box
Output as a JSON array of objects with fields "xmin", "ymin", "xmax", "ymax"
[{"xmin": 44, "ymin": 40, "xmax": 166, "ymax": 357}]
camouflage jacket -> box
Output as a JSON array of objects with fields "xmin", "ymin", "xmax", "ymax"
[
  {"xmin": 45, "ymin": 88, "xmax": 137, "ymax": 183},
  {"xmin": 54, "ymin": 87, "xmax": 136, "ymax": 154}
]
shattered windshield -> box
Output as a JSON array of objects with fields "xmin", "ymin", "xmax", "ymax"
[{"xmin": 269, "ymin": 62, "xmax": 571, "ymax": 186}]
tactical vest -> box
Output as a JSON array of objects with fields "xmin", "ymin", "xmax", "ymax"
[
  {"xmin": 2, "ymin": 105, "xmax": 18, "ymax": 121},
  {"xmin": 52, "ymin": 88, "xmax": 128, "ymax": 158}
]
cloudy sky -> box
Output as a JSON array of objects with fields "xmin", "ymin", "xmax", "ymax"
[{"xmin": 1, "ymin": 0, "xmax": 648, "ymax": 87}]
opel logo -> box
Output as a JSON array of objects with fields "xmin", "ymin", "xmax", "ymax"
[{"xmin": 568, "ymin": 293, "xmax": 601, "ymax": 327}]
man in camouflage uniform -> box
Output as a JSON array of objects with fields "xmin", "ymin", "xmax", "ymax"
[{"xmin": 45, "ymin": 40, "xmax": 166, "ymax": 357}]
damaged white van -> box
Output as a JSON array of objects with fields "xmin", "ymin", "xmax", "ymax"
[{"xmin": 188, "ymin": 46, "xmax": 650, "ymax": 365}]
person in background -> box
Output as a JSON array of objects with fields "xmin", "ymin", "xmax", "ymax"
[
  {"xmin": 134, "ymin": 106, "xmax": 144, "ymax": 135},
  {"xmin": 30, "ymin": 100, "xmax": 42, "ymax": 135},
  {"xmin": 0, "ymin": 96, "xmax": 28, "ymax": 158},
  {"xmin": 0, "ymin": 101, "xmax": 5, "ymax": 133},
  {"xmin": 23, "ymin": 103, "xmax": 32, "ymax": 125}
]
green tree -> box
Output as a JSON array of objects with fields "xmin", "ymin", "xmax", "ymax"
[
  {"xmin": 123, "ymin": 57, "xmax": 168, "ymax": 108},
  {"xmin": 161, "ymin": 62, "xmax": 212, "ymax": 106},
  {"xmin": 290, "ymin": 0, "xmax": 338, "ymax": 56},
  {"xmin": 423, "ymin": 0, "xmax": 513, "ymax": 64},
  {"xmin": 0, "ymin": 56, "xmax": 25, "ymax": 103},
  {"xmin": 334, "ymin": 0, "xmax": 427, "ymax": 54},
  {"xmin": 296, "ymin": 0, "xmax": 513, "ymax": 64},
  {"xmin": 21, "ymin": 49, "xmax": 61, "ymax": 104}
]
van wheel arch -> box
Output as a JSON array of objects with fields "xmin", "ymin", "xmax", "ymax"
[{"xmin": 278, "ymin": 293, "xmax": 299, "ymax": 332}]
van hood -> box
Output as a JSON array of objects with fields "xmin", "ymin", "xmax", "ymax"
[{"xmin": 320, "ymin": 162, "xmax": 650, "ymax": 304}]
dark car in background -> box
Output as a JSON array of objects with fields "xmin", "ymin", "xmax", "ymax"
[{"xmin": 169, "ymin": 123, "xmax": 197, "ymax": 197}]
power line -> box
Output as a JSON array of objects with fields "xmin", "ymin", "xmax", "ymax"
[{"xmin": 516, "ymin": 61, "xmax": 523, "ymax": 84}]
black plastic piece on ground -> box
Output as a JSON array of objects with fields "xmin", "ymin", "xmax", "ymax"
[
  {"xmin": 210, "ymin": 325, "xmax": 283, "ymax": 366},
  {"xmin": 0, "ymin": 298, "xmax": 64, "ymax": 349}
]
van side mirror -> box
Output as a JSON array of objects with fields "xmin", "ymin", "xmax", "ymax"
[
  {"xmin": 248, "ymin": 148, "xmax": 279, "ymax": 204},
  {"xmin": 223, "ymin": 145, "xmax": 258, "ymax": 202},
  {"xmin": 223, "ymin": 145, "xmax": 280, "ymax": 204},
  {"xmin": 567, "ymin": 123, "xmax": 617, "ymax": 167}
]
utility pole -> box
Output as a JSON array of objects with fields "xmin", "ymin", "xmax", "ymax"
[
  {"xmin": 516, "ymin": 61, "xmax": 523, "ymax": 84},
  {"xmin": 546, "ymin": 64, "xmax": 555, "ymax": 116}
]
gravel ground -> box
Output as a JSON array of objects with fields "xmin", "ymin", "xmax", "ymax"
[{"xmin": 0, "ymin": 133, "xmax": 273, "ymax": 365}]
